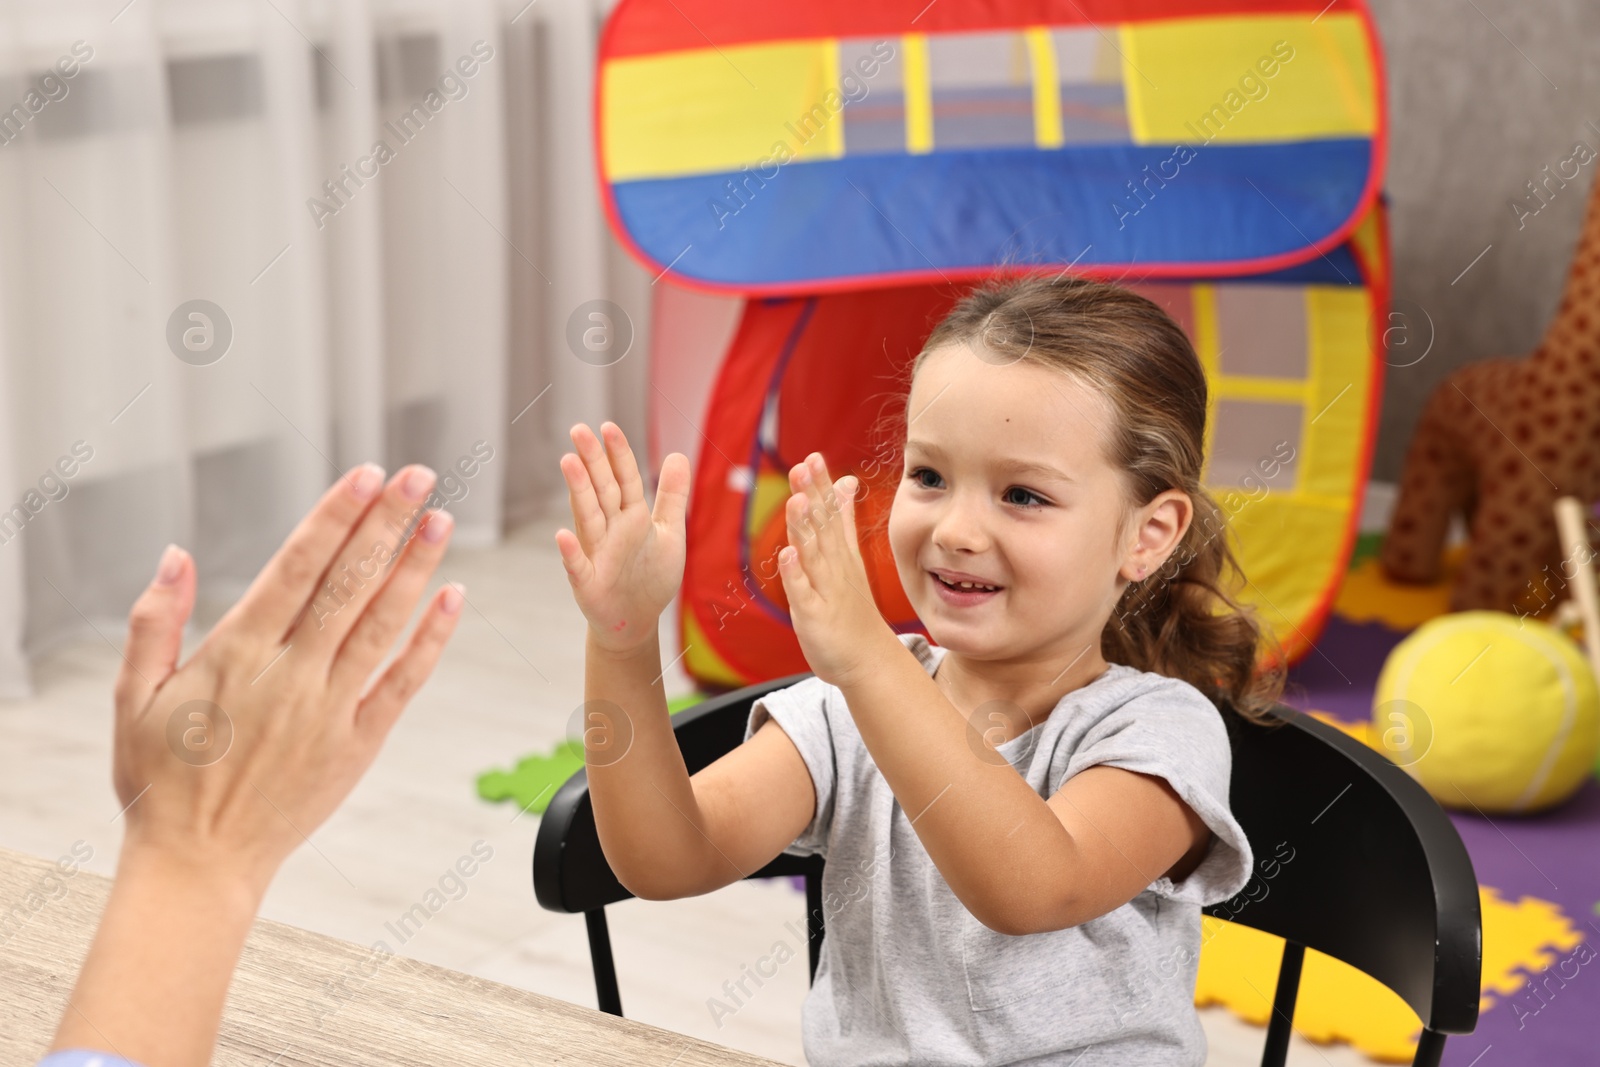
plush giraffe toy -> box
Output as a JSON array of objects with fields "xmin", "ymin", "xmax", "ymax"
[{"xmin": 1381, "ymin": 171, "xmax": 1600, "ymax": 616}]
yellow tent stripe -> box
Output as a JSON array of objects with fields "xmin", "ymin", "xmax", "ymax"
[
  {"xmin": 602, "ymin": 41, "xmax": 843, "ymax": 182},
  {"xmin": 903, "ymin": 33, "xmax": 933, "ymax": 154},
  {"xmin": 1296, "ymin": 493, "xmax": 1354, "ymax": 511},
  {"xmin": 1213, "ymin": 375, "xmax": 1312, "ymax": 404},
  {"xmin": 602, "ymin": 15, "xmax": 1375, "ymax": 179},
  {"xmin": 823, "ymin": 39, "xmax": 846, "ymax": 159},
  {"xmin": 1118, "ymin": 25, "xmax": 1152, "ymax": 144},
  {"xmin": 1118, "ymin": 13, "xmax": 1375, "ymax": 146},
  {"xmin": 1025, "ymin": 28, "xmax": 1064, "ymax": 149},
  {"xmin": 1303, "ymin": 286, "xmax": 1372, "ymax": 499},
  {"xmin": 1310, "ymin": 17, "xmax": 1371, "ymax": 134}
]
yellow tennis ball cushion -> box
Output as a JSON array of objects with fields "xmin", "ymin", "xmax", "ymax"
[{"xmin": 1372, "ymin": 611, "xmax": 1600, "ymax": 814}]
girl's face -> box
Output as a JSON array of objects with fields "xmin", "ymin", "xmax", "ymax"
[{"xmin": 887, "ymin": 343, "xmax": 1132, "ymax": 663}]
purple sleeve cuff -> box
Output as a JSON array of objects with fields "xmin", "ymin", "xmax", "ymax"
[{"xmin": 38, "ymin": 1051, "xmax": 149, "ymax": 1067}]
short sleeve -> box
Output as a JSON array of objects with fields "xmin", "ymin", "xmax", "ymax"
[
  {"xmin": 744, "ymin": 675, "xmax": 837, "ymax": 858},
  {"xmin": 1062, "ymin": 679, "xmax": 1251, "ymax": 906}
]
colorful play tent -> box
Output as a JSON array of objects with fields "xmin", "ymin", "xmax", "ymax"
[{"xmin": 595, "ymin": 0, "xmax": 1388, "ymax": 688}]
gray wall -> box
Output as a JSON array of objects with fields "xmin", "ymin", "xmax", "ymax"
[{"xmin": 1367, "ymin": 0, "xmax": 1600, "ymax": 480}]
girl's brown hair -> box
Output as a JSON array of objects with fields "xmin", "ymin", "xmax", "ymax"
[{"xmin": 876, "ymin": 273, "xmax": 1287, "ymax": 727}]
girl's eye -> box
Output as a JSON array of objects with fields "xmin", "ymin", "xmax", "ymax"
[
  {"xmin": 1004, "ymin": 486, "xmax": 1048, "ymax": 508},
  {"xmin": 907, "ymin": 467, "xmax": 1048, "ymax": 508}
]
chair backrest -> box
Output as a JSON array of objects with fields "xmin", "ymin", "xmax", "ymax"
[
  {"xmin": 533, "ymin": 673, "xmax": 816, "ymax": 916},
  {"xmin": 532, "ymin": 676, "xmax": 1482, "ymax": 1042},
  {"xmin": 1205, "ymin": 704, "xmax": 1481, "ymax": 1037}
]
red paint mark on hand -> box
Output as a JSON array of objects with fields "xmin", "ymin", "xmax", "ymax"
[{"xmin": 612, "ymin": 620, "xmax": 627, "ymax": 631}]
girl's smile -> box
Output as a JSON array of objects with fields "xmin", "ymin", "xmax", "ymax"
[{"xmin": 928, "ymin": 567, "xmax": 1004, "ymax": 606}]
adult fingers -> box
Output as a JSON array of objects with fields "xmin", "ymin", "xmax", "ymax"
[
  {"xmin": 115, "ymin": 544, "xmax": 197, "ymax": 715},
  {"xmin": 570, "ymin": 423, "xmax": 622, "ymax": 520},
  {"xmin": 354, "ymin": 582, "xmax": 465, "ymax": 743},
  {"xmin": 219, "ymin": 463, "xmax": 386, "ymax": 644},
  {"xmin": 329, "ymin": 509, "xmax": 454, "ymax": 700},
  {"xmin": 601, "ymin": 422, "xmax": 646, "ymax": 510},
  {"xmin": 559, "ymin": 452, "xmax": 607, "ymax": 554},
  {"xmin": 286, "ymin": 464, "xmax": 439, "ymax": 658}
]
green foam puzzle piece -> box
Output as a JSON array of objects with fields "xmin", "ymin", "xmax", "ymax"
[
  {"xmin": 476, "ymin": 691, "xmax": 710, "ymax": 817},
  {"xmin": 1348, "ymin": 529, "xmax": 1384, "ymax": 570}
]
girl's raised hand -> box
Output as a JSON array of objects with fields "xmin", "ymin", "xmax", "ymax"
[
  {"xmin": 778, "ymin": 452, "xmax": 899, "ymax": 687},
  {"xmin": 556, "ymin": 422, "xmax": 691, "ymax": 654}
]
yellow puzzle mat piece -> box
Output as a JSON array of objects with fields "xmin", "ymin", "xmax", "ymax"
[
  {"xmin": 1334, "ymin": 543, "xmax": 1463, "ymax": 632},
  {"xmin": 1195, "ymin": 887, "xmax": 1585, "ymax": 1062},
  {"xmin": 1307, "ymin": 709, "xmax": 1375, "ymax": 748},
  {"xmin": 1335, "ymin": 539, "xmax": 1590, "ymax": 646}
]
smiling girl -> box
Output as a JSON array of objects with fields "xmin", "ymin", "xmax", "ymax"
[{"xmin": 555, "ymin": 274, "xmax": 1287, "ymax": 1065}]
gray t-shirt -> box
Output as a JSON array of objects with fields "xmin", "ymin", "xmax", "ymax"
[{"xmin": 743, "ymin": 633, "xmax": 1252, "ymax": 1066}]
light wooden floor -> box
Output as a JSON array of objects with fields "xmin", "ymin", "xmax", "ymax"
[{"xmin": 0, "ymin": 504, "xmax": 1381, "ymax": 1066}]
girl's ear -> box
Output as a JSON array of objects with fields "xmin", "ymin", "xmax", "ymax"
[{"xmin": 1122, "ymin": 490, "xmax": 1192, "ymax": 581}]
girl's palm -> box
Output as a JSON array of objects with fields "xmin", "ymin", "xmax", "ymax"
[{"xmin": 556, "ymin": 422, "xmax": 690, "ymax": 652}]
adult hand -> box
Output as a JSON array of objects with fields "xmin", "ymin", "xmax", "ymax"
[
  {"xmin": 555, "ymin": 422, "xmax": 690, "ymax": 654},
  {"xmin": 109, "ymin": 462, "xmax": 463, "ymax": 892},
  {"xmin": 49, "ymin": 462, "xmax": 463, "ymax": 1067}
]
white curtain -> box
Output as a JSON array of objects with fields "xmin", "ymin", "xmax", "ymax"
[{"xmin": 0, "ymin": 0, "xmax": 648, "ymax": 699}]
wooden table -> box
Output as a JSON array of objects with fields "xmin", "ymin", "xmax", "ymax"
[{"xmin": 0, "ymin": 846, "xmax": 779, "ymax": 1066}]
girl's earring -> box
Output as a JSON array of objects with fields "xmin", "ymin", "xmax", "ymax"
[{"xmin": 1136, "ymin": 564, "xmax": 1147, "ymax": 580}]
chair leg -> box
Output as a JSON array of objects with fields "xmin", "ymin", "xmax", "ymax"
[
  {"xmin": 585, "ymin": 907, "xmax": 623, "ymax": 1016},
  {"xmin": 1410, "ymin": 1029, "xmax": 1448, "ymax": 1067},
  {"xmin": 1259, "ymin": 941, "xmax": 1305, "ymax": 1067},
  {"xmin": 805, "ymin": 870, "xmax": 824, "ymax": 985}
]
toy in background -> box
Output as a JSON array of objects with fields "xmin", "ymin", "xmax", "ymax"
[
  {"xmin": 477, "ymin": 691, "xmax": 710, "ymax": 816},
  {"xmin": 1372, "ymin": 610, "xmax": 1599, "ymax": 814},
  {"xmin": 1550, "ymin": 495, "xmax": 1600, "ymax": 778},
  {"xmin": 1370, "ymin": 495, "xmax": 1600, "ymax": 813},
  {"xmin": 1548, "ymin": 495, "xmax": 1600, "ymax": 680},
  {"xmin": 1381, "ymin": 170, "xmax": 1600, "ymax": 616}
]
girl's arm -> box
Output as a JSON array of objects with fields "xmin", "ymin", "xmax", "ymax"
[
  {"xmin": 835, "ymin": 652, "xmax": 1207, "ymax": 934},
  {"xmin": 558, "ymin": 424, "xmax": 815, "ymax": 901},
  {"xmin": 583, "ymin": 630, "xmax": 815, "ymax": 899},
  {"xmin": 776, "ymin": 452, "xmax": 1204, "ymax": 935}
]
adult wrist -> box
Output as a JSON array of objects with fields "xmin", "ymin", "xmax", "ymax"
[{"xmin": 114, "ymin": 838, "xmax": 275, "ymax": 915}]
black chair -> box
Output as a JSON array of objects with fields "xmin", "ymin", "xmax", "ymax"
[
  {"xmin": 533, "ymin": 674, "xmax": 818, "ymax": 1017},
  {"xmin": 1205, "ymin": 703, "xmax": 1481, "ymax": 1067},
  {"xmin": 533, "ymin": 679, "xmax": 1481, "ymax": 1067}
]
